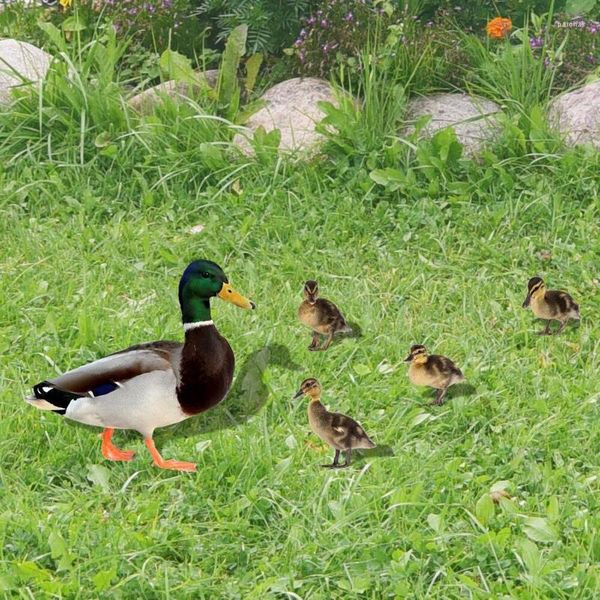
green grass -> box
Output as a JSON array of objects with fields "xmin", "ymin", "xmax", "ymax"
[
  {"xmin": 1, "ymin": 151, "xmax": 600, "ymax": 597},
  {"xmin": 1, "ymin": 20, "xmax": 600, "ymax": 599}
]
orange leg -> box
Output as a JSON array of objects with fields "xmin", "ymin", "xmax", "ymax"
[
  {"xmin": 101, "ymin": 428, "xmax": 135, "ymax": 462},
  {"xmin": 144, "ymin": 438, "xmax": 196, "ymax": 472}
]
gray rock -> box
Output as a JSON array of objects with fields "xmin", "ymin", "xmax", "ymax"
[
  {"xmin": 128, "ymin": 70, "xmax": 219, "ymax": 115},
  {"xmin": 234, "ymin": 77, "xmax": 336, "ymax": 155},
  {"xmin": 0, "ymin": 39, "xmax": 53, "ymax": 104},
  {"xmin": 548, "ymin": 80, "xmax": 600, "ymax": 150},
  {"xmin": 403, "ymin": 92, "xmax": 502, "ymax": 156}
]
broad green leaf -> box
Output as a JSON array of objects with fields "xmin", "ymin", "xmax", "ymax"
[
  {"xmin": 62, "ymin": 16, "xmax": 87, "ymax": 33},
  {"xmin": 353, "ymin": 363, "xmax": 371, "ymax": 376},
  {"xmin": 565, "ymin": 0, "xmax": 596, "ymax": 15},
  {"xmin": 475, "ymin": 493, "xmax": 495, "ymax": 525},
  {"xmin": 369, "ymin": 168, "xmax": 406, "ymax": 191},
  {"xmin": 218, "ymin": 25, "xmax": 247, "ymax": 108},
  {"xmin": 195, "ymin": 440, "xmax": 211, "ymax": 453},
  {"xmin": 244, "ymin": 53, "xmax": 263, "ymax": 94},
  {"xmin": 38, "ymin": 21, "xmax": 67, "ymax": 52},
  {"xmin": 410, "ymin": 412, "xmax": 432, "ymax": 427},
  {"xmin": 547, "ymin": 496, "xmax": 560, "ymax": 522},
  {"xmin": 94, "ymin": 132, "xmax": 112, "ymax": 148},
  {"xmin": 159, "ymin": 49, "xmax": 198, "ymax": 86},
  {"xmin": 48, "ymin": 531, "xmax": 73, "ymax": 571},
  {"xmin": 518, "ymin": 538, "xmax": 542, "ymax": 576},
  {"xmin": 523, "ymin": 516, "xmax": 559, "ymax": 543},
  {"xmin": 93, "ymin": 566, "xmax": 117, "ymax": 592},
  {"xmin": 86, "ymin": 464, "xmax": 110, "ymax": 493},
  {"xmin": 490, "ymin": 480, "xmax": 511, "ymax": 492},
  {"xmin": 427, "ymin": 513, "xmax": 442, "ymax": 533}
]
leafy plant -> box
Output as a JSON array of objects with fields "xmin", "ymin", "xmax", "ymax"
[{"xmin": 193, "ymin": 0, "xmax": 311, "ymax": 54}]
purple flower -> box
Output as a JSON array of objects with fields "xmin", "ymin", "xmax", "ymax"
[
  {"xmin": 344, "ymin": 12, "xmax": 354, "ymax": 22},
  {"xmin": 585, "ymin": 54, "xmax": 596, "ymax": 64},
  {"xmin": 320, "ymin": 19, "xmax": 328, "ymax": 28},
  {"xmin": 300, "ymin": 28, "xmax": 307, "ymax": 38},
  {"xmin": 307, "ymin": 16, "xmax": 316, "ymax": 25},
  {"xmin": 530, "ymin": 37, "xmax": 543, "ymax": 49}
]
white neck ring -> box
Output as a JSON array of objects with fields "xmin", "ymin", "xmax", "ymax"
[{"xmin": 183, "ymin": 320, "xmax": 214, "ymax": 331}]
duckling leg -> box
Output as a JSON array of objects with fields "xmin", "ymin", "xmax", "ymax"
[
  {"xmin": 101, "ymin": 428, "xmax": 135, "ymax": 462},
  {"xmin": 554, "ymin": 320, "xmax": 567, "ymax": 335},
  {"xmin": 538, "ymin": 321, "xmax": 551, "ymax": 335},
  {"xmin": 319, "ymin": 330, "xmax": 334, "ymax": 351},
  {"xmin": 144, "ymin": 438, "xmax": 196, "ymax": 472},
  {"xmin": 432, "ymin": 388, "xmax": 447, "ymax": 406},
  {"xmin": 322, "ymin": 449, "xmax": 341, "ymax": 468},
  {"xmin": 308, "ymin": 332, "xmax": 320, "ymax": 351},
  {"xmin": 341, "ymin": 448, "xmax": 352, "ymax": 468}
]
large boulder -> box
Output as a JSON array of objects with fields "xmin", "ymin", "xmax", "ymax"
[
  {"xmin": 548, "ymin": 80, "xmax": 600, "ymax": 150},
  {"xmin": 403, "ymin": 93, "xmax": 502, "ymax": 156},
  {"xmin": 128, "ymin": 70, "xmax": 219, "ymax": 115},
  {"xmin": 0, "ymin": 39, "xmax": 53, "ymax": 104},
  {"xmin": 234, "ymin": 77, "xmax": 336, "ymax": 155}
]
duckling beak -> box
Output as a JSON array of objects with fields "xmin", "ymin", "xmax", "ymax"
[
  {"xmin": 293, "ymin": 389, "xmax": 305, "ymax": 399},
  {"xmin": 522, "ymin": 293, "xmax": 531, "ymax": 308},
  {"xmin": 403, "ymin": 354, "xmax": 413, "ymax": 363},
  {"xmin": 218, "ymin": 283, "xmax": 256, "ymax": 310}
]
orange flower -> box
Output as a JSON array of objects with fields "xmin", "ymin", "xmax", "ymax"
[{"xmin": 486, "ymin": 17, "xmax": 512, "ymax": 40}]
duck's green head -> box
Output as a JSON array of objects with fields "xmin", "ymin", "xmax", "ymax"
[{"xmin": 178, "ymin": 260, "xmax": 255, "ymax": 324}]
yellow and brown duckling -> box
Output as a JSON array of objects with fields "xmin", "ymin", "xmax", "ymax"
[
  {"xmin": 522, "ymin": 276, "xmax": 580, "ymax": 335},
  {"xmin": 293, "ymin": 378, "xmax": 375, "ymax": 469},
  {"xmin": 404, "ymin": 344, "xmax": 465, "ymax": 405},
  {"xmin": 298, "ymin": 280, "xmax": 352, "ymax": 351}
]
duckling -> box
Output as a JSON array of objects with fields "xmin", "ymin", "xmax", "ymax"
[
  {"xmin": 522, "ymin": 276, "xmax": 580, "ymax": 335},
  {"xmin": 293, "ymin": 378, "xmax": 375, "ymax": 468},
  {"xmin": 404, "ymin": 344, "xmax": 465, "ymax": 405},
  {"xmin": 298, "ymin": 280, "xmax": 352, "ymax": 351}
]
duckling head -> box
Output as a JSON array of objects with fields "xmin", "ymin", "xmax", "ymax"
[
  {"xmin": 303, "ymin": 280, "xmax": 319, "ymax": 305},
  {"xmin": 404, "ymin": 344, "xmax": 428, "ymax": 364},
  {"xmin": 293, "ymin": 378, "xmax": 322, "ymax": 400},
  {"xmin": 522, "ymin": 276, "xmax": 545, "ymax": 308},
  {"xmin": 179, "ymin": 260, "xmax": 256, "ymax": 324}
]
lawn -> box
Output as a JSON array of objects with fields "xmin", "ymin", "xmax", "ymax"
[
  {"xmin": 1, "ymin": 1, "xmax": 600, "ymax": 597},
  {"xmin": 1, "ymin": 142, "xmax": 600, "ymax": 597}
]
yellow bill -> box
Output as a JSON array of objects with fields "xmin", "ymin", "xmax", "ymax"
[{"xmin": 218, "ymin": 283, "xmax": 256, "ymax": 310}]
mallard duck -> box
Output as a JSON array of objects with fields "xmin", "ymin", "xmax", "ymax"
[
  {"xmin": 522, "ymin": 276, "xmax": 580, "ymax": 335},
  {"xmin": 293, "ymin": 378, "xmax": 375, "ymax": 468},
  {"xmin": 26, "ymin": 260, "xmax": 255, "ymax": 472},
  {"xmin": 298, "ymin": 280, "xmax": 352, "ymax": 351},
  {"xmin": 404, "ymin": 344, "xmax": 465, "ymax": 405}
]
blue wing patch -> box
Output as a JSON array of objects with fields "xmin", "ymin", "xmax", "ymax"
[{"xmin": 91, "ymin": 382, "xmax": 120, "ymax": 397}]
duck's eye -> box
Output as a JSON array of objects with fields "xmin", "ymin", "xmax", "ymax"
[{"xmin": 201, "ymin": 272, "xmax": 210, "ymax": 279}]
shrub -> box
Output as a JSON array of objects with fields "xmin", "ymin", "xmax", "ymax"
[
  {"xmin": 193, "ymin": 0, "xmax": 312, "ymax": 54},
  {"xmin": 292, "ymin": 0, "xmax": 392, "ymax": 77}
]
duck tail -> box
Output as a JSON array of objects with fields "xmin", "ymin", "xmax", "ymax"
[
  {"xmin": 337, "ymin": 320, "xmax": 353, "ymax": 335},
  {"xmin": 358, "ymin": 432, "xmax": 376, "ymax": 450},
  {"xmin": 25, "ymin": 381, "xmax": 82, "ymax": 415}
]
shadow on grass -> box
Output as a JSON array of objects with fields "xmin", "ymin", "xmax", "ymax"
[
  {"xmin": 420, "ymin": 382, "xmax": 477, "ymax": 404},
  {"xmin": 355, "ymin": 444, "xmax": 395, "ymax": 463},
  {"xmin": 172, "ymin": 343, "xmax": 301, "ymax": 438}
]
